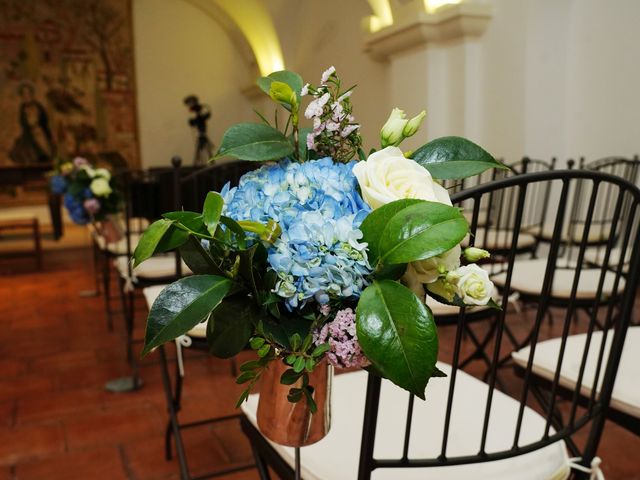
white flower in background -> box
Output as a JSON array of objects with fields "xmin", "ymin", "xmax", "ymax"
[
  {"xmin": 300, "ymin": 83, "xmax": 310, "ymax": 96},
  {"xmin": 447, "ymin": 264, "xmax": 494, "ymax": 306},
  {"xmin": 90, "ymin": 177, "xmax": 112, "ymax": 197},
  {"xmin": 94, "ymin": 168, "xmax": 111, "ymax": 181},
  {"xmin": 321, "ymin": 65, "xmax": 336, "ymax": 84},
  {"xmin": 352, "ymin": 146, "xmax": 452, "ymax": 209}
]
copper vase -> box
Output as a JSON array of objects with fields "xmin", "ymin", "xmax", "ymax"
[{"xmin": 257, "ymin": 359, "xmax": 332, "ymax": 447}]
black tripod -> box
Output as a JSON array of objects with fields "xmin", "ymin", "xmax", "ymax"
[{"xmin": 184, "ymin": 95, "xmax": 214, "ymax": 166}]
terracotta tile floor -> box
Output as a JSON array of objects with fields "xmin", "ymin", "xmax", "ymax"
[{"xmin": 1, "ymin": 248, "xmax": 640, "ymax": 479}]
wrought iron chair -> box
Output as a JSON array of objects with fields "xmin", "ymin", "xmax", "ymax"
[
  {"xmin": 240, "ymin": 168, "xmax": 640, "ymax": 480},
  {"xmin": 147, "ymin": 156, "xmax": 259, "ymax": 480}
]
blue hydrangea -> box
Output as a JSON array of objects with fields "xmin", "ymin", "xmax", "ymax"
[
  {"xmin": 64, "ymin": 193, "xmax": 89, "ymax": 225},
  {"xmin": 221, "ymin": 158, "xmax": 372, "ymax": 310},
  {"xmin": 50, "ymin": 175, "xmax": 68, "ymax": 194}
]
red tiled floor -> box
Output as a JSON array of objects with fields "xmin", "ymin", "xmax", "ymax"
[
  {"xmin": 14, "ymin": 446, "xmax": 128, "ymax": 480},
  {"xmin": 2, "ymin": 248, "xmax": 640, "ymax": 480}
]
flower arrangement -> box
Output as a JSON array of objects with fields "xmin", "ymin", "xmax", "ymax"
[
  {"xmin": 49, "ymin": 157, "xmax": 121, "ymax": 225},
  {"xmin": 134, "ymin": 67, "xmax": 505, "ymax": 411}
]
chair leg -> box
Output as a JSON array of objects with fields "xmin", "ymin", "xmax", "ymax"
[
  {"xmin": 103, "ymin": 253, "xmax": 113, "ymax": 331},
  {"xmin": 92, "ymin": 241, "xmax": 101, "ymax": 294},
  {"xmin": 159, "ymin": 345, "xmax": 191, "ymax": 480},
  {"xmin": 250, "ymin": 446, "xmax": 272, "ymax": 480}
]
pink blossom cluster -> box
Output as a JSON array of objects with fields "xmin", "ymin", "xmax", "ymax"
[
  {"xmin": 313, "ymin": 307, "xmax": 370, "ymax": 369},
  {"xmin": 301, "ymin": 66, "xmax": 361, "ymax": 163}
]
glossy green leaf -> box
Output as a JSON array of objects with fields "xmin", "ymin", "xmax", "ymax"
[
  {"xmin": 155, "ymin": 227, "xmax": 189, "ymax": 253},
  {"xmin": 356, "ymin": 280, "xmax": 438, "ymax": 399},
  {"xmin": 214, "ymin": 123, "xmax": 294, "ymax": 161},
  {"xmin": 207, "ymin": 295, "xmax": 257, "ymax": 358},
  {"xmin": 411, "ymin": 136, "xmax": 507, "ymax": 180},
  {"xmin": 178, "ymin": 236, "xmax": 225, "ymax": 276},
  {"xmin": 378, "ymin": 201, "xmax": 468, "ymax": 264},
  {"xmin": 133, "ymin": 219, "xmax": 173, "ymax": 267},
  {"xmin": 163, "ymin": 211, "xmax": 208, "ymax": 236},
  {"xmin": 202, "ymin": 192, "xmax": 223, "ymax": 236},
  {"xmin": 360, "ymin": 199, "xmax": 423, "ymax": 264},
  {"xmin": 142, "ymin": 275, "xmax": 232, "ymax": 356}
]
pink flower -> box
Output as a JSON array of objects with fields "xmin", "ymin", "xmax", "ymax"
[
  {"xmin": 313, "ymin": 308, "xmax": 370, "ymax": 369},
  {"xmin": 73, "ymin": 157, "xmax": 89, "ymax": 167},
  {"xmin": 83, "ymin": 198, "xmax": 101, "ymax": 215},
  {"xmin": 341, "ymin": 124, "xmax": 360, "ymax": 138},
  {"xmin": 325, "ymin": 121, "xmax": 340, "ymax": 132},
  {"xmin": 304, "ymin": 92, "xmax": 331, "ymax": 119},
  {"xmin": 321, "ymin": 66, "xmax": 336, "ymax": 84},
  {"xmin": 306, "ymin": 133, "xmax": 316, "ymax": 150}
]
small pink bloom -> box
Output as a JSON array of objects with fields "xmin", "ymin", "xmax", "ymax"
[
  {"xmin": 341, "ymin": 124, "xmax": 360, "ymax": 138},
  {"xmin": 306, "ymin": 133, "xmax": 316, "ymax": 150},
  {"xmin": 83, "ymin": 198, "xmax": 101, "ymax": 214},
  {"xmin": 300, "ymin": 83, "xmax": 309, "ymax": 96},
  {"xmin": 73, "ymin": 157, "xmax": 89, "ymax": 167},
  {"xmin": 325, "ymin": 121, "xmax": 340, "ymax": 132},
  {"xmin": 321, "ymin": 66, "xmax": 336, "ymax": 84}
]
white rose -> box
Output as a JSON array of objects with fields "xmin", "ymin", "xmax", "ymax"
[
  {"xmin": 352, "ymin": 146, "xmax": 452, "ymax": 210},
  {"xmin": 95, "ymin": 168, "xmax": 111, "ymax": 181},
  {"xmin": 90, "ymin": 177, "xmax": 112, "ymax": 197},
  {"xmin": 447, "ymin": 264, "xmax": 494, "ymax": 306},
  {"xmin": 411, "ymin": 244, "xmax": 461, "ymax": 284}
]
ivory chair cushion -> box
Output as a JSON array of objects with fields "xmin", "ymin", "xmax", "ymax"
[
  {"xmin": 512, "ymin": 327, "xmax": 640, "ymax": 419},
  {"xmin": 492, "ymin": 258, "xmax": 624, "ymax": 299},
  {"xmin": 241, "ymin": 365, "xmax": 570, "ymax": 480},
  {"xmin": 464, "ymin": 229, "xmax": 537, "ymax": 251},
  {"xmin": 142, "ymin": 285, "xmax": 206, "ymax": 338},
  {"xmin": 537, "ymin": 224, "xmax": 611, "ymax": 244},
  {"xmin": 94, "ymin": 232, "xmax": 142, "ymax": 255},
  {"xmin": 115, "ymin": 255, "xmax": 193, "ymax": 280},
  {"xmin": 583, "ymin": 247, "xmax": 628, "ymax": 272}
]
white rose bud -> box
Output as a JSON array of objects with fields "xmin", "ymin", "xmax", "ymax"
[
  {"xmin": 402, "ymin": 110, "xmax": 426, "ymax": 138},
  {"xmin": 411, "ymin": 245, "xmax": 461, "ymax": 284},
  {"xmin": 90, "ymin": 177, "xmax": 112, "ymax": 197},
  {"xmin": 380, "ymin": 108, "xmax": 408, "ymax": 148},
  {"xmin": 463, "ymin": 247, "xmax": 490, "ymax": 262},
  {"xmin": 447, "ymin": 264, "xmax": 494, "ymax": 306},
  {"xmin": 352, "ymin": 146, "xmax": 452, "ymax": 209}
]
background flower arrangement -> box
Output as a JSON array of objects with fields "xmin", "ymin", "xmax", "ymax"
[
  {"xmin": 134, "ymin": 67, "xmax": 505, "ymax": 413},
  {"xmin": 49, "ymin": 157, "xmax": 121, "ymax": 226}
]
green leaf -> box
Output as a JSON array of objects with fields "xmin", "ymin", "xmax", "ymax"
[
  {"xmin": 257, "ymin": 70, "xmax": 304, "ymax": 102},
  {"xmin": 214, "ymin": 123, "xmax": 294, "ymax": 161},
  {"xmin": 236, "ymin": 371, "xmax": 257, "ymax": 384},
  {"xmin": 311, "ymin": 343, "xmax": 331, "ymax": 357},
  {"xmin": 142, "ymin": 275, "xmax": 232, "ymax": 356},
  {"xmin": 163, "ymin": 211, "xmax": 208, "ymax": 235},
  {"xmin": 293, "ymin": 356, "xmax": 305, "ymax": 373},
  {"xmin": 360, "ymin": 199, "xmax": 423, "ymax": 264},
  {"xmin": 133, "ymin": 219, "xmax": 173, "ymax": 267},
  {"xmin": 280, "ymin": 368, "xmax": 301, "ymax": 385},
  {"xmin": 178, "ymin": 236, "xmax": 225, "ymax": 276},
  {"xmin": 207, "ymin": 296, "xmax": 259, "ymax": 358},
  {"xmin": 155, "ymin": 227, "xmax": 189, "ymax": 253},
  {"xmin": 250, "ymin": 337, "xmax": 265, "ymax": 350},
  {"xmin": 356, "ymin": 280, "xmax": 438, "ymax": 399},
  {"xmin": 411, "ymin": 136, "xmax": 507, "ymax": 180},
  {"xmin": 257, "ymin": 344, "xmax": 271, "ymax": 358},
  {"xmin": 378, "ymin": 201, "xmax": 468, "ymax": 264},
  {"xmin": 202, "ymin": 192, "xmax": 223, "ymax": 236}
]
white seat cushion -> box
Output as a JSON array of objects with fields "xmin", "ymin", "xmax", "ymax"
[
  {"xmin": 537, "ymin": 224, "xmax": 610, "ymax": 244},
  {"xmin": 93, "ymin": 232, "xmax": 142, "ymax": 255},
  {"xmin": 115, "ymin": 255, "xmax": 192, "ymax": 280},
  {"xmin": 464, "ymin": 229, "xmax": 537, "ymax": 251},
  {"xmin": 584, "ymin": 247, "xmax": 628, "ymax": 271},
  {"xmin": 242, "ymin": 365, "xmax": 569, "ymax": 480},
  {"xmin": 492, "ymin": 258, "xmax": 624, "ymax": 299},
  {"xmin": 142, "ymin": 285, "xmax": 206, "ymax": 338},
  {"xmin": 512, "ymin": 327, "xmax": 640, "ymax": 419}
]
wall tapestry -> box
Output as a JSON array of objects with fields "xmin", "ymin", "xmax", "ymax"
[{"xmin": 0, "ymin": 0, "xmax": 139, "ymax": 172}]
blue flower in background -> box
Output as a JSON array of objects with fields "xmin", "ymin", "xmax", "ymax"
[
  {"xmin": 64, "ymin": 193, "xmax": 89, "ymax": 225},
  {"xmin": 50, "ymin": 175, "xmax": 68, "ymax": 195},
  {"xmin": 222, "ymin": 158, "xmax": 372, "ymax": 310}
]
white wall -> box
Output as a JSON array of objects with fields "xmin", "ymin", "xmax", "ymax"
[
  {"xmin": 132, "ymin": 0, "xmax": 640, "ymax": 169},
  {"xmin": 133, "ymin": 0, "xmax": 253, "ymax": 168}
]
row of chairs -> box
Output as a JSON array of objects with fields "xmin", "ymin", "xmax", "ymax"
[{"xmin": 91, "ymin": 155, "xmax": 640, "ymax": 479}]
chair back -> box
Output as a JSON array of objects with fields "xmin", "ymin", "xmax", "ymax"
[{"xmin": 357, "ymin": 169, "xmax": 640, "ymax": 479}]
